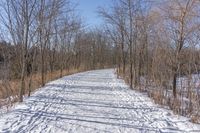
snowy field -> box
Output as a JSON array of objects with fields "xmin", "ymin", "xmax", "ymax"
[{"xmin": 0, "ymin": 69, "xmax": 199, "ymax": 133}]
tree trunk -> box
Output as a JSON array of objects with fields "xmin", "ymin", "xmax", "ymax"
[
  {"xmin": 130, "ymin": 58, "xmax": 133, "ymax": 88},
  {"xmin": 19, "ymin": 61, "xmax": 26, "ymax": 102},
  {"xmin": 41, "ymin": 51, "xmax": 45, "ymax": 86},
  {"xmin": 173, "ymin": 73, "xmax": 177, "ymax": 98},
  {"xmin": 28, "ymin": 73, "xmax": 33, "ymax": 97},
  {"xmin": 123, "ymin": 57, "xmax": 126, "ymax": 76},
  {"xmin": 138, "ymin": 52, "xmax": 142, "ymax": 89},
  {"xmin": 60, "ymin": 64, "xmax": 63, "ymax": 78},
  {"xmin": 128, "ymin": 0, "xmax": 133, "ymax": 89}
]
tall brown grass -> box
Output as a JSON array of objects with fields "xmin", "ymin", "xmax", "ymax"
[{"xmin": 0, "ymin": 68, "xmax": 82, "ymax": 106}]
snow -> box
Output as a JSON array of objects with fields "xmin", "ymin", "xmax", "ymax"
[{"xmin": 0, "ymin": 69, "xmax": 199, "ymax": 133}]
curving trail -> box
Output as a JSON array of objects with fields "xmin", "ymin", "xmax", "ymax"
[{"xmin": 0, "ymin": 69, "xmax": 199, "ymax": 133}]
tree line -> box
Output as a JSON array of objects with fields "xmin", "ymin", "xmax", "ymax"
[
  {"xmin": 99, "ymin": 0, "xmax": 200, "ymax": 122},
  {"xmin": 1, "ymin": 0, "xmax": 200, "ymax": 122},
  {"xmin": 0, "ymin": 0, "xmax": 114, "ymax": 103}
]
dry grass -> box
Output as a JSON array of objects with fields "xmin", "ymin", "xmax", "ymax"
[
  {"xmin": 0, "ymin": 68, "xmax": 82, "ymax": 105},
  {"xmin": 191, "ymin": 115, "xmax": 200, "ymax": 124},
  {"xmin": 117, "ymin": 67, "xmax": 200, "ymax": 123}
]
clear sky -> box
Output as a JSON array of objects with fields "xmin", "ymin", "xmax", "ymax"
[{"xmin": 75, "ymin": 0, "xmax": 112, "ymax": 27}]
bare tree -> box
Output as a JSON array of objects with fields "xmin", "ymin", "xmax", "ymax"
[
  {"xmin": 161, "ymin": 0, "xmax": 200, "ymax": 98},
  {"xmin": 0, "ymin": 0, "xmax": 38, "ymax": 102}
]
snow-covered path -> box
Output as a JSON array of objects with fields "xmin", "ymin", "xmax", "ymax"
[{"xmin": 0, "ymin": 69, "xmax": 200, "ymax": 133}]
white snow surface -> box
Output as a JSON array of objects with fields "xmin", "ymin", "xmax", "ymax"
[{"xmin": 0, "ymin": 69, "xmax": 200, "ymax": 133}]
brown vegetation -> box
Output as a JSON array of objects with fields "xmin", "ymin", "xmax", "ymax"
[
  {"xmin": 99, "ymin": 0, "xmax": 200, "ymax": 123},
  {"xmin": 0, "ymin": 68, "xmax": 84, "ymax": 106},
  {"xmin": 0, "ymin": 0, "xmax": 114, "ymax": 104},
  {"xmin": 0, "ymin": 0, "xmax": 200, "ymax": 124}
]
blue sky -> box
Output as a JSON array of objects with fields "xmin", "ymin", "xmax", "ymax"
[{"xmin": 75, "ymin": 0, "xmax": 112, "ymax": 27}]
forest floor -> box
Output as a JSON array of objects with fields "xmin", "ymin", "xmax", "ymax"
[{"xmin": 0, "ymin": 69, "xmax": 199, "ymax": 133}]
